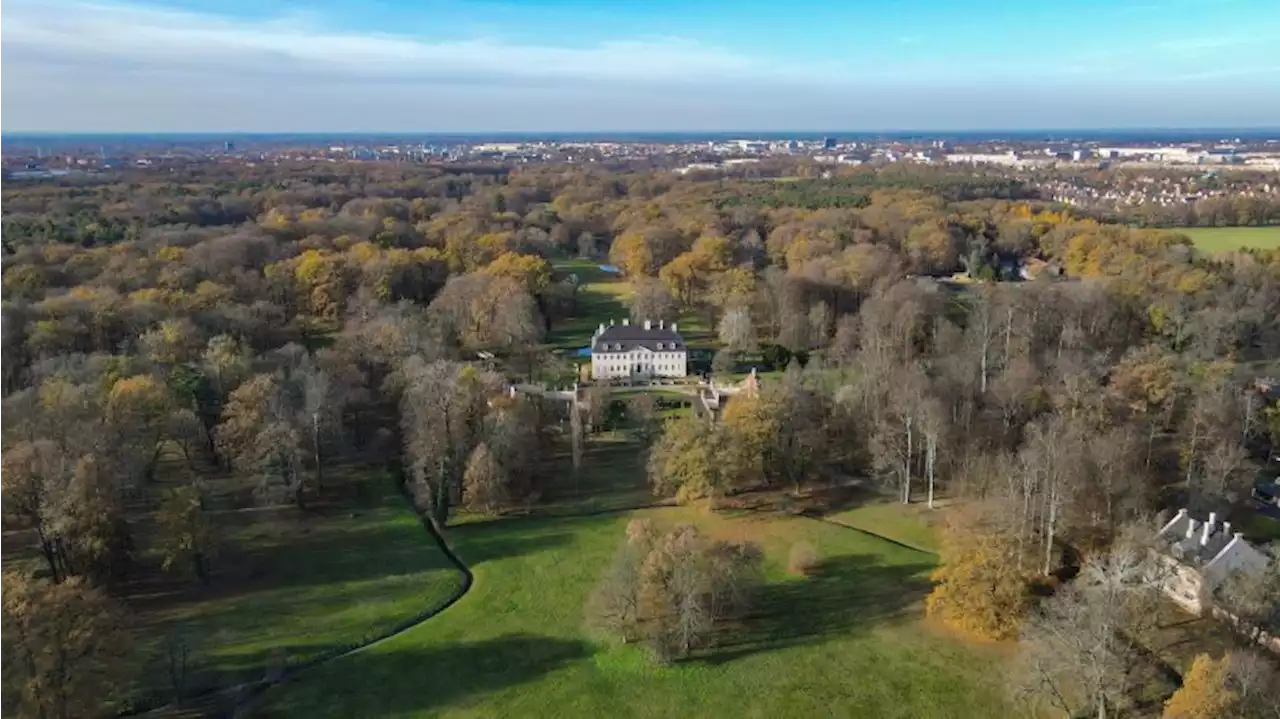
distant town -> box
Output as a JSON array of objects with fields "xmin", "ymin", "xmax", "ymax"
[{"xmin": 6, "ymin": 131, "xmax": 1279, "ymax": 221}]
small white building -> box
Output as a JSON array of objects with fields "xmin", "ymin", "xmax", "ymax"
[
  {"xmin": 1153, "ymin": 509, "xmax": 1272, "ymax": 614},
  {"xmin": 590, "ymin": 319, "xmax": 687, "ymax": 381}
]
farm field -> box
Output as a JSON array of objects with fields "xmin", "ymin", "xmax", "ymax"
[
  {"xmin": 258, "ymin": 500, "xmax": 1011, "ymax": 719},
  {"xmin": 1177, "ymin": 226, "xmax": 1280, "ymax": 253}
]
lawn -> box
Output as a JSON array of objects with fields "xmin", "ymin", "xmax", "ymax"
[
  {"xmin": 825, "ymin": 500, "xmax": 943, "ymax": 554},
  {"xmin": 545, "ymin": 259, "xmax": 632, "ymax": 350},
  {"xmin": 258, "ymin": 503, "xmax": 1011, "ymax": 719},
  {"xmin": 1177, "ymin": 226, "xmax": 1280, "ymax": 253},
  {"xmin": 110, "ymin": 469, "xmax": 465, "ymax": 712},
  {"xmin": 544, "ymin": 258, "xmax": 718, "ymax": 351}
]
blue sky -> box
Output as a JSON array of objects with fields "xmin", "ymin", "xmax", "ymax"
[{"xmin": 3, "ymin": 0, "xmax": 1279, "ymax": 132}]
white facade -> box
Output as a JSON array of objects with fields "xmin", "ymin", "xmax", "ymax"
[
  {"xmin": 590, "ymin": 319, "xmax": 688, "ymax": 381},
  {"xmin": 1153, "ymin": 509, "xmax": 1272, "ymax": 614}
]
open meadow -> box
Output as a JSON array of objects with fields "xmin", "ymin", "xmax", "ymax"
[
  {"xmin": 254, "ymin": 436, "xmax": 1014, "ymax": 719},
  {"xmin": 1178, "ymin": 226, "xmax": 1280, "ymax": 253}
]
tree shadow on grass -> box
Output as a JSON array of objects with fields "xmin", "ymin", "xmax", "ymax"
[
  {"xmin": 257, "ymin": 634, "xmax": 591, "ymax": 718},
  {"xmin": 697, "ymin": 553, "xmax": 934, "ymax": 664}
]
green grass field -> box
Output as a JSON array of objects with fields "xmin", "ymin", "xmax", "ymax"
[
  {"xmin": 259, "ymin": 495, "xmax": 1011, "ymax": 718},
  {"xmin": 545, "ymin": 259, "xmax": 632, "ymax": 350},
  {"xmin": 544, "ymin": 259, "xmax": 718, "ymax": 351},
  {"xmin": 1177, "ymin": 226, "xmax": 1280, "ymax": 253},
  {"xmin": 825, "ymin": 501, "xmax": 942, "ymax": 554},
  {"xmin": 119, "ymin": 472, "xmax": 464, "ymax": 711}
]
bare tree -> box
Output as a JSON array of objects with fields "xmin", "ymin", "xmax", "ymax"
[
  {"xmin": 628, "ymin": 279, "xmax": 678, "ymax": 324},
  {"xmin": 461, "ymin": 442, "xmax": 507, "ymax": 515},
  {"xmin": 718, "ymin": 306, "xmax": 756, "ymax": 353},
  {"xmin": 1013, "ymin": 533, "xmax": 1162, "ymax": 719}
]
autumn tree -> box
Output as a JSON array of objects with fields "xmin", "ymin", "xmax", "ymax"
[
  {"xmin": 628, "ymin": 278, "xmax": 678, "ymax": 324},
  {"xmin": 462, "ymin": 442, "xmax": 508, "ymax": 515},
  {"xmin": 2, "ymin": 570, "xmax": 131, "ymax": 719},
  {"xmin": 587, "ymin": 519, "xmax": 657, "ymax": 642},
  {"xmin": 1163, "ymin": 654, "xmax": 1238, "ymax": 719},
  {"xmin": 156, "ymin": 483, "xmax": 216, "ymax": 585},
  {"xmin": 590, "ymin": 523, "xmax": 762, "ymax": 663},
  {"xmin": 718, "ymin": 306, "xmax": 756, "ymax": 353},
  {"xmin": 2, "ymin": 440, "xmax": 68, "ymax": 581},
  {"xmin": 1013, "ymin": 531, "xmax": 1164, "ymax": 719},
  {"xmin": 926, "ymin": 505, "xmax": 1031, "ymax": 640},
  {"xmin": 401, "ymin": 360, "xmax": 499, "ymax": 530},
  {"xmin": 216, "ymin": 373, "xmax": 308, "ymax": 508},
  {"xmin": 106, "ymin": 373, "xmax": 175, "ymax": 482},
  {"xmin": 647, "ymin": 415, "xmax": 726, "ymax": 505}
]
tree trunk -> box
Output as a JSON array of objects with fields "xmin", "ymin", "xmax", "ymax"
[
  {"xmin": 979, "ymin": 337, "xmax": 989, "ymax": 395},
  {"xmin": 194, "ymin": 551, "xmax": 210, "ymax": 586},
  {"xmin": 926, "ymin": 435, "xmax": 937, "ymax": 509},
  {"xmin": 312, "ymin": 414, "xmax": 324, "ymax": 496},
  {"xmin": 902, "ymin": 416, "xmax": 913, "ymax": 504},
  {"xmin": 38, "ymin": 528, "xmax": 61, "ymax": 584},
  {"xmin": 1043, "ymin": 487, "xmax": 1057, "ymax": 576}
]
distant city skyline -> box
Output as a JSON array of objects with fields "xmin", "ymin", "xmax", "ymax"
[{"xmin": 4, "ymin": 0, "xmax": 1280, "ymax": 132}]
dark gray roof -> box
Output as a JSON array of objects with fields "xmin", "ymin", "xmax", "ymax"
[{"xmin": 592, "ymin": 324, "xmax": 685, "ymax": 353}]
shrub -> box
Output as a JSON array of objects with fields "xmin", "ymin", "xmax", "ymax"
[{"xmin": 788, "ymin": 542, "xmax": 820, "ymax": 576}]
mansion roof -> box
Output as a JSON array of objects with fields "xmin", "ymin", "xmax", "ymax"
[{"xmin": 591, "ymin": 320, "xmax": 685, "ymax": 353}]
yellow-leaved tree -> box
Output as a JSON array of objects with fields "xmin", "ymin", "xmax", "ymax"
[
  {"xmin": 1162, "ymin": 654, "xmax": 1238, "ymax": 719},
  {"xmin": 925, "ymin": 505, "xmax": 1031, "ymax": 640}
]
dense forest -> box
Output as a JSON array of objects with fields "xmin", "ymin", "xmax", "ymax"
[{"xmin": 3, "ymin": 161, "xmax": 1279, "ymax": 718}]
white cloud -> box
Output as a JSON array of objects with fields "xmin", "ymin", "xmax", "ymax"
[{"xmin": 0, "ymin": 0, "xmax": 780, "ymax": 85}]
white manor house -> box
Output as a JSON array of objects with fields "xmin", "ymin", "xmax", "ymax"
[{"xmin": 590, "ymin": 319, "xmax": 687, "ymax": 381}]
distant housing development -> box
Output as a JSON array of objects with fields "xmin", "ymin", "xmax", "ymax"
[{"xmin": 590, "ymin": 319, "xmax": 687, "ymax": 381}]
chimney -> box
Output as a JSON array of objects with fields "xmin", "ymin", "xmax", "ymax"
[
  {"xmin": 659, "ymin": 320, "xmax": 664, "ymax": 329},
  {"xmin": 1222, "ymin": 521, "xmax": 1231, "ymax": 537},
  {"xmin": 597, "ymin": 323, "xmax": 605, "ymax": 335},
  {"xmin": 1201, "ymin": 515, "xmax": 1214, "ymax": 546},
  {"xmin": 610, "ymin": 319, "xmax": 615, "ymax": 326},
  {"xmin": 622, "ymin": 318, "xmax": 629, "ymax": 326},
  {"xmin": 1186, "ymin": 518, "xmax": 1198, "ymax": 540},
  {"xmin": 670, "ymin": 323, "xmax": 678, "ymax": 333},
  {"xmin": 644, "ymin": 320, "xmax": 651, "ymax": 330}
]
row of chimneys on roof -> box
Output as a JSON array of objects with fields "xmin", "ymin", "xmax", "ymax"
[
  {"xmin": 1174, "ymin": 508, "xmax": 1241, "ymax": 547},
  {"xmin": 595, "ymin": 319, "xmax": 677, "ymax": 334}
]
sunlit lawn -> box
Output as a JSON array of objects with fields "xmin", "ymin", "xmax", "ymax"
[
  {"xmin": 1179, "ymin": 226, "xmax": 1280, "ymax": 253},
  {"xmin": 260, "ymin": 494, "xmax": 1011, "ymax": 718},
  {"xmin": 825, "ymin": 500, "xmax": 943, "ymax": 554},
  {"xmin": 546, "ymin": 259, "xmax": 632, "ymax": 350}
]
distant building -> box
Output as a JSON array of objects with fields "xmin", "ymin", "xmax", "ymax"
[
  {"xmin": 224, "ymin": 140, "xmax": 235, "ymax": 152},
  {"xmin": 590, "ymin": 319, "xmax": 687, "ymax": 381},
  {"xmin": 823, "ymin": 136, "xmax": 838, "ymax": 150},
  {"xmin": 944, "ymin": 151, "xmax": 1021, "ymax": 166},
  {"xmin": 1152, "ymin": 509, "xmax": 1271, "ymax": 614}
]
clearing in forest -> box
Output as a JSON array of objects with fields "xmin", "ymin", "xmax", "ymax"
[
  {"xmin": 259, "ymin": 498, "xmax": 1010, "ymax": 718},
  {"xmin": 1178, "ymin": 226, "xmax": 1280, "ymax": 253}
]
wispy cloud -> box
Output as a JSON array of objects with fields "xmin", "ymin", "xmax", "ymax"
[{"xmin": 0, "ymin": 0, "xmax": 794, "ymax": 85}]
